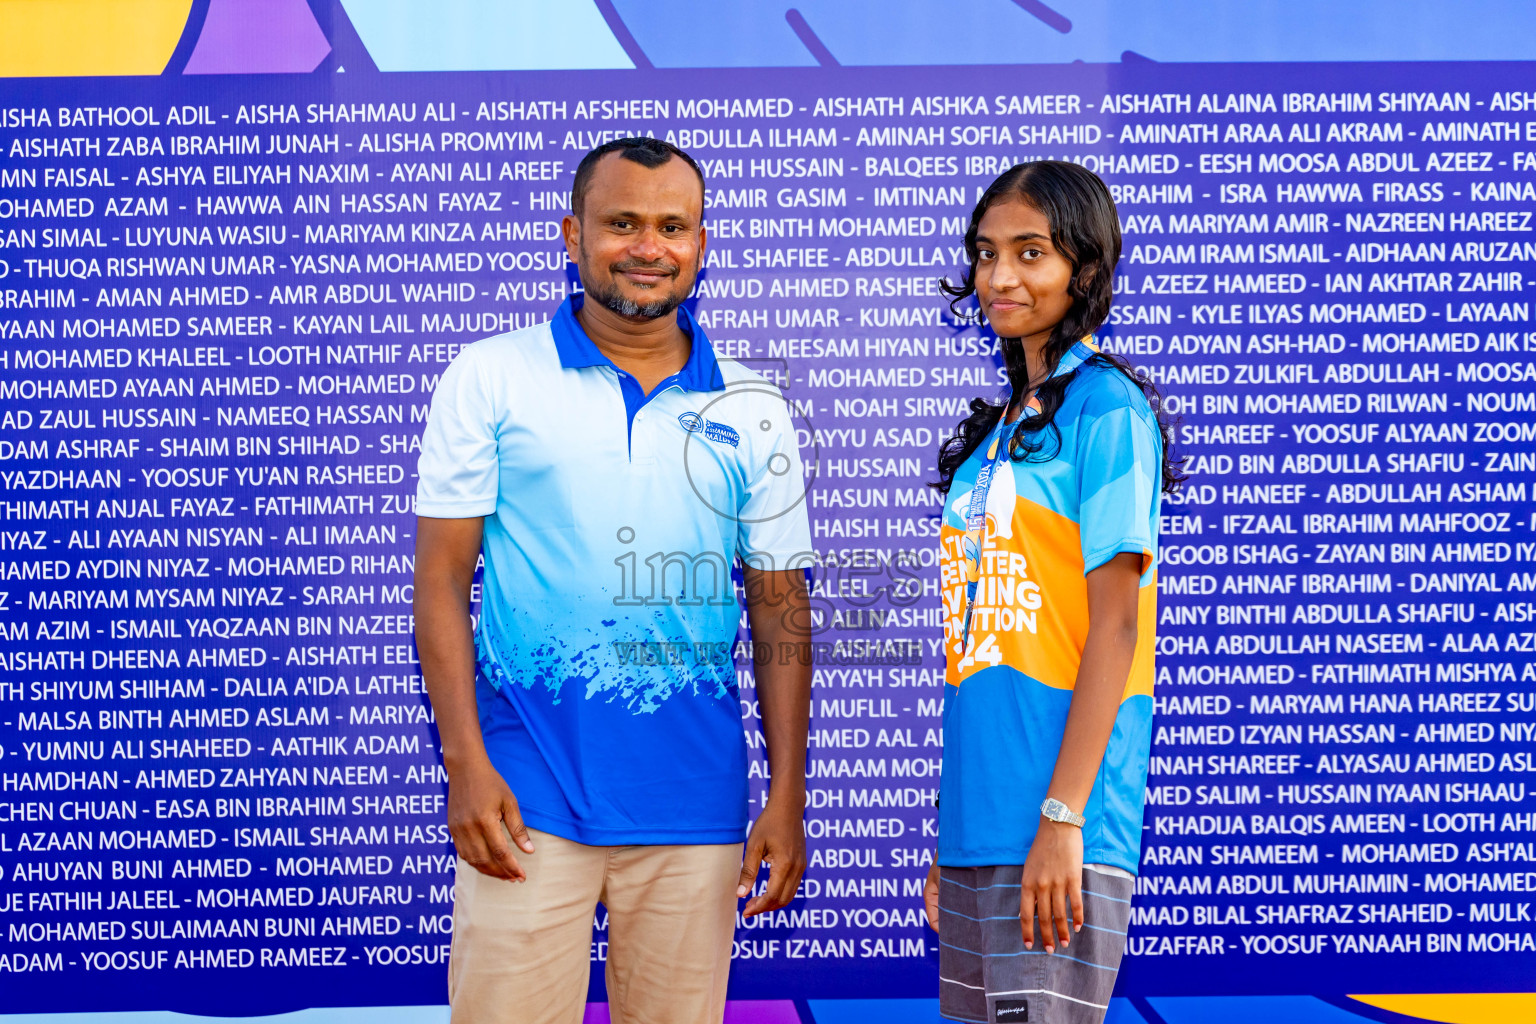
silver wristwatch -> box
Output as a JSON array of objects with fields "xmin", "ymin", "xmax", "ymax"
[{"xmin": 1040, "ymin": 797, "xmax": 1085, "ymax": 828}]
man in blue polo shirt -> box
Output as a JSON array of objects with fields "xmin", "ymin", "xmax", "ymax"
[{"xmin": 414, "ymin": 138, "xmax": 813, "ymax": 1024}]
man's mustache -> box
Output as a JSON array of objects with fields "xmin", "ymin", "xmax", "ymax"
[{"xmin": 610, "ymin": 259, "xmax": 679, "ymax": 277}]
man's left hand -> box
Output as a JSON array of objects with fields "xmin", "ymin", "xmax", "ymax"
[{"xmin": 738, "ymin": 796, "xmax": 807, "ymax": 917}]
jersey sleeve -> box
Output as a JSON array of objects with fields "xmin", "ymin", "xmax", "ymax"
[
  {"xmin": 735, "ymin": 387, "xmax": 813, "ymax": 571},
  {"xmin": 1076, "ymin": 404, "xmax": 1160, "ymax": 576},
  {"xmin": 415, "ymin": 345, "xmax": 499, "ymax": 518}
]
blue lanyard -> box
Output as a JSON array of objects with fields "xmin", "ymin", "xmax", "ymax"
[{"xmin": 959, "ymin": 399, "xmax": 1015, "ymax": 650}]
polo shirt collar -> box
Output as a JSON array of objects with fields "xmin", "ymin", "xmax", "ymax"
[{"xmin": 550, "ymin": 294, "xmax": 725, "ymax": 392}]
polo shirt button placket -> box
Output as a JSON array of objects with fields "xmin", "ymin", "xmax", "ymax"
[{"xmin": 636, "ymin": 409, "xmax": 653, "ymax": 464}]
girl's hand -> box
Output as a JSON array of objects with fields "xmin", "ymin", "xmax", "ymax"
[
  {"xmin": 923, "ymin": 863, "xmax": 941, "ymax": 931},
  {"xmin": 1019, "ymin": 820, "xmax": 1083, "ymax": 953}
]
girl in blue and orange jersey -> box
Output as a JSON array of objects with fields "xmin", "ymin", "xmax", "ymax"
[{"xmin": 924, "ymin": 160, "xmax": 1185, "ymax": 1024}]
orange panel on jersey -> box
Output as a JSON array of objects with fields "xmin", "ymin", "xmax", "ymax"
[{"xmin": 948, "ymin": 496, "xmax": 1086, "ymax": 691}]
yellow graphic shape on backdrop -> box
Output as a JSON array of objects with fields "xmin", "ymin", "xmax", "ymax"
[
  {"xmin": 1350, "ymin": 993, "xmax": 1536, "ymax": 1023},
  {"xmin": 0, "ymin": 0, "xmax": 192, "ymax": 76}
]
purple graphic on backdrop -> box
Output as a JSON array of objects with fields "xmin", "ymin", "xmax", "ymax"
[{"xmin": 183, "ymin": 0, "xmax": 333, "ymax": 75}]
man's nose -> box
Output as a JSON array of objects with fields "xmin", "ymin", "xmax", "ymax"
[{"xmin": 627, "ymin": 228, "xmax": 667, "ymax": 261}]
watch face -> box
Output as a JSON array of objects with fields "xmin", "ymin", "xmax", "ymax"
[{"xmin": 1041, "ymin": 798, "xmax": 1080, "ymax": 824}]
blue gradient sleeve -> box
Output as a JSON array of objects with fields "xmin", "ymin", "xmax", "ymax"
[{"xmin": 1077, "ymin": 405, "xmax": 1160, "ymax": 575}]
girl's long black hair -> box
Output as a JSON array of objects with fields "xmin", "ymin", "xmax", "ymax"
[{"xmin": 932, "ymin": 160, "xmax": 1186, "ymax": 496}]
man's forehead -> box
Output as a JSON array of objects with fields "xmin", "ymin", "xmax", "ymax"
[{"xmin": 583, "ymin": 154, "xmax": 703, "ymax": 209}]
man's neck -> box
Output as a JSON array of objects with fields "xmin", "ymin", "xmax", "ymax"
[{"xmin": 576, "ymin": 298, "xmax": 692, "ymax": 394}]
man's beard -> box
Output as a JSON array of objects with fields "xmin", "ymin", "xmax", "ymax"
[{"xmin": 582, "ymin": 259, "xmax": 688, "ymax": 320}]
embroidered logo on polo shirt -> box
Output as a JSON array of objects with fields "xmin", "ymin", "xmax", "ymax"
[
  {"xmin": 994, "ymin": 1000, "xmax": 1029, "ymax": 1020},
  {"xmin": 682, "ymin": 410, "xmax": 739, "ymax": 447},
  {"xmin": 703, "ymin": 420, "xmax": 739, "ymax": 447}
]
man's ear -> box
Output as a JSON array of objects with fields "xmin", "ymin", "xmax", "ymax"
[{"xmin": 561, "ymin": 214, "xmax": 581, "ymax": 263}]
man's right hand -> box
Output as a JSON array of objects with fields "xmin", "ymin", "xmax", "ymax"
[{"xmin": 447, "ymin": 758, "xmax": 536, "ymax": 881}]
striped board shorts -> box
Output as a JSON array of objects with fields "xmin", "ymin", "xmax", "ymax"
[{"xmin": 939, "ymin": 863, "xmax": 1134, "ymax": 1024}]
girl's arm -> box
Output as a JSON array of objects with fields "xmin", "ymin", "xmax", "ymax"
[{"xmin": 1019, "ymin": 550, "xmax": 1143, "ymax": 952}]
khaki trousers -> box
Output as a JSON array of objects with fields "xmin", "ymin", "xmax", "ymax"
[{"xmin": 448, "ymin": 828, "xmax": 744, "ymax": 1024}]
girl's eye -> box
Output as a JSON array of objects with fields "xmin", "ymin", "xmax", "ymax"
[
  {"xmin": 977, "ymin": 247, "xmax": 996, "ymax": 261},
  {"xmin": 1023, "ymin": 247, "xmax": 1044, "ymax": 260}
]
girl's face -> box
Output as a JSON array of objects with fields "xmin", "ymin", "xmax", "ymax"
[{"xmin": 972, "ymin": 197, "xmax": 1074, "ymax": 350}]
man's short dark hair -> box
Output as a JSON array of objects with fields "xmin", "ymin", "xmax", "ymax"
[{"xmin": 570, "ymin": 137, "xmax": 705, "ymax": 219}]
